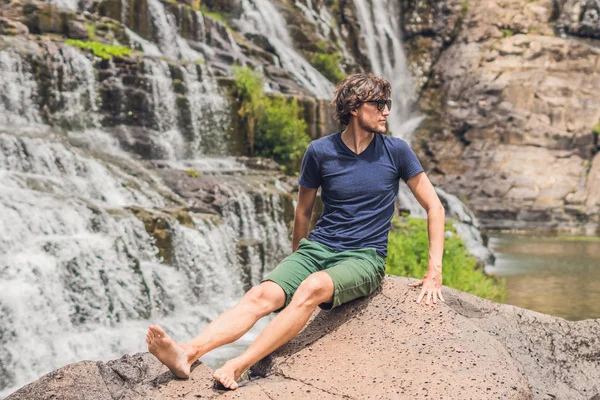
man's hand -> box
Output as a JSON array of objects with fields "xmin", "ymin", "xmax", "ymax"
[{"xmin": 409, "ymin": 264, "xmax": 444, "ymax": 305}]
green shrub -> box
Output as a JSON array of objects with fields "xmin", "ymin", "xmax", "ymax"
[
  {"xmin": 232, "ymin": 66, "xmax": 310, "ymax": 174},
  {"xmin": 461, "ymin": 0, "xmax": 469, "ymax": 14},
  {"xmin": 386, "ymin": 216, "xmax": 506, "ymax": 302},
  {"xmin": 503, "ymin": 28, "xmax": 513, "ymax": 37},
  {"xmin": 310, "ymin": 41, "xmax": 345, "ymax": 83},
  {"xmin": 255, "ymin": 96, "xmax": 309, "ymax": 174},
  {"xmin": 592, "ymin": 122, "xmax": 600, "ymax": 136},
  {"xmin": 65, "ymin": 40, "xmax": 133, "ymax": 59}
]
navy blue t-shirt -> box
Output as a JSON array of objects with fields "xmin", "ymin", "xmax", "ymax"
[{"xmin": 298, "ymin": 131, "xmax": 424, "ymax": 257}]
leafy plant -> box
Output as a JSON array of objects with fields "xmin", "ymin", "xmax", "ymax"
[
  {"xmin": 255, "ymin": 96, "xmax": 309, "ymax": 174},
  {"xmin": 232, "ymin": 66, "xmax": 310, "ymax": 174},
  {"xmin": 65, "ymin": 40, "xmax": 133, "ymax": 59},
  {"xmin": 386, "ymin": 216, "xmax": 506, "ymax": 302},
  {"xmin": 310, "ymin": 41, "xmax": 345, "ymax": 83}
]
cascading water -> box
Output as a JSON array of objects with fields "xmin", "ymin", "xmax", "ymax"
[
  {"xmin": 237, "ymin": 0, "xmax": 335, "ymax": 99},
  {"xmin": 146, "ymin": 0, "xmax": 204, "ymax": 61},
  {"xmin": 352, "ymin": 0, "xmax": 424, "ymax": 141},
  {"xmin": 0, "ymin": 49, "xmax": 43, "ymax": 129},
  {"xmin": 0, "ymin": 13, "xmax": 289, "ymax": 397},
  {"xmin": 49, "ymin": 45, "xmax": 100, "ymax": 129},
  {"xmin": 0, "ymin": 129, "xmax": 291, "ymax": 396},
  {"xmin": 180, "ymin": 63, "xmax": 230, "ymax": 155},
  {"xmin": 125, "ymin": 28, "xmax": 163, "ymax": 58}
]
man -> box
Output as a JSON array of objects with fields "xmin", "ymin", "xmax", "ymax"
[{"xmin": 145, "ymin": 73, "xmax": 445, "ymax": 390}]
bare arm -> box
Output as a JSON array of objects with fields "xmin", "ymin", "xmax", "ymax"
[
  {"xmin": 406, "ymin": 172, "xmax": 446, "ymax": 305},
  {"xmin": 291, "ymin": 185, "xmax": 318, "ymax": 252}
]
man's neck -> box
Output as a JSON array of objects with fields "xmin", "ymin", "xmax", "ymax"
[{"xmin": 341, "ymin": 124, "xmax": 374, "ymax": 154}]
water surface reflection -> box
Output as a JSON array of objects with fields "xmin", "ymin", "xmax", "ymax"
[{"xmin": 487, "ymin": 234, "xmax": 600, "ymax": 321}]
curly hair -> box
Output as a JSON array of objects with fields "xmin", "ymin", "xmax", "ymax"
[{"xmin": 332, "ymin": 73, "xmax": 392, "ymax": 125}]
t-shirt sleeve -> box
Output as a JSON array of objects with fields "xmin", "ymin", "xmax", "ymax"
[
  {"xmin": 298, "ymin": 142, "xmax": 322, "ymax": 188},
  {"xmin": 396, "ymin": 140, "xmax": 424, "ymax": 182}
]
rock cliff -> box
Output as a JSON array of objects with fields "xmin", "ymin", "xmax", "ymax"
[
  {"xmin": 403, "ymin": 0, "xmax": 600, "ymax": 232},
  {"xmin": 7, "ymin": 277, "xmax": 600, "ymax": 400}
]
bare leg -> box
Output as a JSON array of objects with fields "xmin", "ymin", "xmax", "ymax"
[
  {"xmin": 146, "ymin": 281, "xmax": 285, "ymax": 378},
  {"xmin": 214, "ymin": 272, "xmax": 334, "ymax": 389}
]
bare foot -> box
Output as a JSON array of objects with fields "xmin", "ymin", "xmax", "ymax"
[
  {"xmin": 213, "ymin": 360, "xmax": 243, "ymax": 390},
  {"xmin": 146, "ymin": 325, "xmax": 192, "ymax": 379}
]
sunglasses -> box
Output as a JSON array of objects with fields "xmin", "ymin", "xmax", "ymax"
[{"xmin": 365, "ymin": 99, "xmax": 392, "ymax": 112}]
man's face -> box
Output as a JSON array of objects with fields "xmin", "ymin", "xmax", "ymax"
[{"xmin": 353, "ymin": 99, "xmax": 391, "ymax": 134}]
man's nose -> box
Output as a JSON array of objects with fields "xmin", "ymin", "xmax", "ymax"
[{"xmin": 382, "ymin": 106, "xmax": 390, "ymax": 116}]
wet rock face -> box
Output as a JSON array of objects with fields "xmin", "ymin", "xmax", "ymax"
[
  {"xmin": 7, "ymin": 277, "xmax": 600, "ymax": 399},
  {"xmin": 556, "ymin": 0, "xmax": 600, "ymax": 38},
  {"xmin": 406, "ymin": 0, "xmax": 600, "ymax": 232}
]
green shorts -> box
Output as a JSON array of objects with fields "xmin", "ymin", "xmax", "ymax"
[{"xmin": 262, "ymin": 238, "xmax": 386, "ymax": 311}]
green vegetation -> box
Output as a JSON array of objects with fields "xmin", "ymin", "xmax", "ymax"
[
  {"xmin": 503, "ymin": 28, "xmax": 513, "ymax": 37},
  {"xmin": 86, "ymin": 23, "xmax": 96, "ymax": 41},
  {"xmin": 386, "ymin": 216, "xmax": 506, "ymax": 302},
  {"xmin": 461, "ymin": 0, "xmax": 469, "ymax": 15},
  {"xmin": 233, "ymin": 66, "xmax": 310, "ymax": 174},
  {"xmin": 197, "ymin": 6, "xmax": 232, "ymax": 30},
  {"xmin": 65, "ymin": 40, "xmax": 132, "ymax": 59},
  {"xmin": 592, "ymin": 122, "xmax": 600, "ymax": 137},
  {"xmin": 186, "ymin": 169, "xmax": 201, "ymax": 178},
  {"xmin": 311, "ymin": 41, "xmax": 345, "ymax": 83}
]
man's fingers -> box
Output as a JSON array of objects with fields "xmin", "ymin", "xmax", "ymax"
[
  {"xmin": 425, "ymin": 290, "xmax": 432, "ymax": 305},
  {"xmin": 432, "ymin": 291, "xmax": 438, "ymax": 304},
  {"xmin": 408, "ymin": 280, "xmax": 423, "ymax": 287},
  {"xmin": 416, "ymin": 287, "xmax": 426, "ymax": 303},
  {"xmin": 438, "ymin": 289, "xmax": 445, "ymax": 302}
]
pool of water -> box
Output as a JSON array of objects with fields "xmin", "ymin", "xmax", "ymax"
[{"xmin": 486, "ymin": 233, "xmax": 600, "ymax": 321}]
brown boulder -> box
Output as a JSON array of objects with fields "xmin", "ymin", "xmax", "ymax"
[
  {"xmin": 0, "ymin": 16, "xmax": 29, "ymax": 36},
  {"xmin": 6, "ymin": 277, "xmax": 600, "ymax": 399}
]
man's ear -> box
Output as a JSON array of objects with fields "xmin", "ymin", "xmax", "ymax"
[{"xmin": 350, "ymin": 108, "xmax": 358, "ymax": 117}]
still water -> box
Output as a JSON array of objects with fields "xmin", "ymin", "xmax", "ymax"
[{"xmin": 486, "ymin": 233, "xmax": 600, "ymax": 321}]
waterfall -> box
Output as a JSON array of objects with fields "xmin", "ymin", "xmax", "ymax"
[
  {"xmin": 0, "ymin": 50, "xmax": 43, "ymax": 129},
  {"xmin": 45, "ymin": 0, "xmax": 79, "ymax": 11},
  {"xmin": 0, "ymin": 22, "xmax": 286, "ymax": 396},
  {"xmin": 0, "ymin": 131, "xmax": 292, "ymax": 396},
  {"xmin": 50, "ymin": 45, "xmax": 100, "ymax": 129},
  {"xmin": 180, "ymin": 63, "xmax": 229, "ymax": 156},
  {"xmin": 435, "ymin": 188, "xmax": 495, "ymax": 266},
  {"xmin": 125, "ymin": 28, "xmax": 163, "ymax": 58},
  {"xmin": 142, "ymin": 59, "xmax": 186, "ymax": 159},
  {"xmin": 237, "ymin": 0, "xmax": 335, "ymax": 99},
  {"xmin": 146, "ymin": 0, "xmax": 204, "ymax": 61},
  {"xmin": 352, "ymin": 0, "xmax": 424, "ymax": 141}
]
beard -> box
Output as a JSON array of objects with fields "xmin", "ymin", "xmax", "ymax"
[{"xmin": 358, "ymin": 116, "xmax": 387, "ymax": 134}]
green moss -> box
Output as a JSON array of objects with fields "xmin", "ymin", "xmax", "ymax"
[
  {"xmin": 186, "ymin": 168, "xmax": 201, "ymax": 178},
  {"xmin": 65, "ymin": 39, "xmax": 133, "ymax": 59},
  {"xmin": 386, "ymin": 216, "xmax": 506, "ymax": 302},
  {"xmin": 310, "ymin": 41, "xmax": 345, "ymax": 83},
  {"xmin": 198, "ymin": 6, "xmax": 231, "ymax": 30},
  {"xmin": 503, "ymin": 28, "xmax": 513, "ymax": 37},
  {"xmin": 232, "ymin": 66, "xmax": 310, "ymax": 174},
  {"xmin": 461, "ymin": 0, "xmax": 469, "ymax": 15},
  {"xmin": 86, "ymin": 23, "xmax": 96, "ymax": 41}
]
